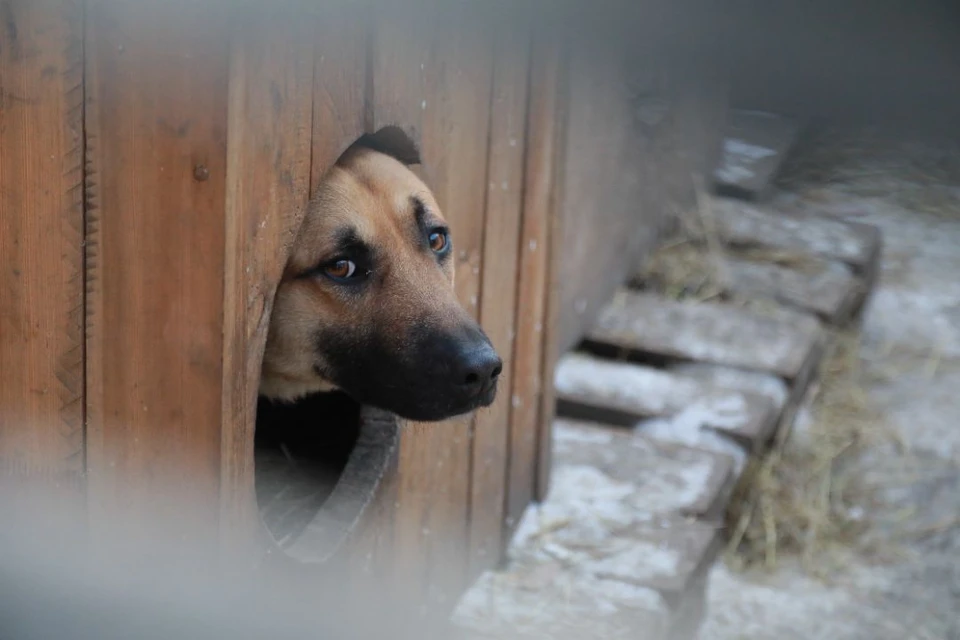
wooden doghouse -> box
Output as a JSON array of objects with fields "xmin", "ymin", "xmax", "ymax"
[{"xmin": 0, "ymin": 0, "xmax": 729, "ymax": 617}]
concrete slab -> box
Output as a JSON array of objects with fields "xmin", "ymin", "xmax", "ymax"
[
  {"xmin": 665, "ymin": 363, "xmax": 790, "ymax": 411},
  {"xmin": 724, "ymin": 256, "xmax": 865, "ymax": 324},
  {"xmin": 451, "ymin": 559, "xmax": 671, "ymax": 640},
  {"xmin": 552, "ymin": 419, "xmax": 736, "ymax": 519},
  {"xmin": 585, "ymin": 290, "xmax": 824, "ymax": 380},
  {"xmin": 554, "ymin": 353, "xmax": 780, "ymax": 450},
  {"xmin": 709, "ymin": 197, "xmax": 883, "ymax": 278},
  {"xmin": 505, "ymin": 461, "xmax": 723, "ymax": 602},
  {"xmin": 452, "ymin": 418, "xmax": 733, "ymax": 640},
  {"xmin": 713, "ymin": 109, "xmax": 800, "ymax": 201}
]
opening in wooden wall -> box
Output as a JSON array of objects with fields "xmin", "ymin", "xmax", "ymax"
[
  {"xmin": 254, "ymin": 391, "xmax": 362, "ymax": 549},
  {"xmin": 250, "ymin": 127, "xmax": 420, "ymax": 562}
]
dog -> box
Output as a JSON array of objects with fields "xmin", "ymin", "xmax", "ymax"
[{"xmin": 259, "ymin": 138, "xmax": 502, "ymax": 422}]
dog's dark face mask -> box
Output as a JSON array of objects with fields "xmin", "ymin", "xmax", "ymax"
[
  {"xmin": 316, "ymin": 312, "xmax": 501, "ymax": 422},
  {"xmin": 260, "ymin": 140, "xmax": 501, "ymax": 422}
]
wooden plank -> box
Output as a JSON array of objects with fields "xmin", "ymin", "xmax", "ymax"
[
  {"xmin": 534, "ymin": 37, "xmax": 567, "ymax": 506},
  {"xmin": 713, "ymin": 109, "xmax": 800, "ymax": 201},
  {"xmin": 466, "ymin": 30, "xmax": 529, "ymax": 578},
  {"xmin": 710, "ymin": 197, "xmax": 883, "ymax": 275},
  {"xmin": 310, "ymin": 3, "xmax": 368, "ymax": 192},
  {"xmin": 724, "ymin": 256, "xmax": 866, "ymax": 325},
  {"xmin": 554, "ymin": 40, "xmax": 654, "ymax": 355},
  {"xmin": 585, "ymin": 290, "xmax": 824, "ymax": 380},
  {"xmin": 219, "ymin": 5, "xmax": 315, "ymax": 561},
  {"xmin": 506, "ymin": 35, "xmax": 563, "ymax": 534},
  {"xmin": 367, "ymin": 4, "xmax": 427, "ymax": 149},
  {"xmin": 554, "ymin": 353, "xmax": 780, "ymax": 450},
  {"xmin": 367, "ymin": 3, "xmax": 494, "ymax": 615},
  {"xmin": 0, "ymin": 0, "xmax": 85, "ymax": 480},
  {"xmin": 84, "ymin": 0, "xmax": 229, "ymax": 559}
]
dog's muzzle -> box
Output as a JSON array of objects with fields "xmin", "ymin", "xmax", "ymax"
[
  {"xmin": 424, "ymin": 324, "xmax": 502, "ymax": 412},
  {"xmin": 319, "ymin": 320, "xmax": 503, "ymax": 422}
]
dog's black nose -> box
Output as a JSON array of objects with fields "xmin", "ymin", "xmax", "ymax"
[{"xmin": 455, "ymin": 343, "xmax": 503, "ymax": 392}]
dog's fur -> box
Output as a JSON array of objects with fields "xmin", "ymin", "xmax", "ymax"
[{"xmin": 259, "ymin": 142, "xmax": 501, "ymax": 422}]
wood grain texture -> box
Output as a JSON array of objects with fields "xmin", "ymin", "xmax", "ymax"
[
  {"xmin": 310, "ymin": 3, "xmax": 368, "ymax": 193},
  {"xmin": 367, "ymin": 2, "xmax": 495, "ymax": 615},
  {"xmin": 368, "ymin": 3, "xmax": 427, "ymax": 151},
  {"xmin": 554, "ymin": 38, "xmax": 731, "ymax": 355},
  {"xmin": 555, "ymin": 41, "xmax": 652, "ymax": 353},
  {"xmin": 534, "ymin": 37, "xmax": 568, "ymax": 504},
  {"xmin": 505, "ymin": 35, "xmax": 564, "ymax": 535},
  {"xmin": 466, "ymin": 28, "xmax": 529, "ymax": 579},
  {"xmin": 0, "ymin": 0, "xmax": 85, "ymax": 477},
  {"xmin": 84, "ymin": 0, "xmax": 229, "ymax": 559},
  {"xmin": 219, "ymin": 5, "xmax": 315, "ymax": 561}
]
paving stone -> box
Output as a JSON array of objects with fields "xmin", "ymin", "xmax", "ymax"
[
  {"xmin": 453, "ymin": 420, "xmax": 737, "ymax": 640},
  {"xmin": 665, "ymin": 567, "xmax": 710, "ymax": 640},
  {"xmin": 713, "ymin": 109, "xmax": 799, "ymax": 201},
  {"xmin": 709, "ymin": 197, "xmax": 883, "ymax": 278},
  {"xmin": 555, "ymin": 353, "xmax": 780, "ymax": 451},
  {"xmin": 663, "ymin": 346, "xmax": 825, "ymax": 462},
  {"xmin": 451, "ymin": 559, "xmax": 671, "ymax": 640},
  {"xmin": 585, "ymin": 289, "xmax": 825, "ymax": 380},
  {"xmin": 552, "ymin": 420, "xmax": 735, "ymax": 519},
  {"xmin": 723, "ymin": 256, "xmax": 866, "ymax": 325},
  {"xmin": 666, "ymin": 363, "xmax": 789, "ymax": 411},
  {"xmin": 505, "ymin": 463, "xmax": 721, "ymax": 595},
  {"xmin": 582, "ymin": 520, "xmax": 721, "ymax": 601}
]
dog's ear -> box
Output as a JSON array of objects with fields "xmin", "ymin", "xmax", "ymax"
[{"xmin": 351, "ymin": 126, "xmax": 422, "ymax": 166}]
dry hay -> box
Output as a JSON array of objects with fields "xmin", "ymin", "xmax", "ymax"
[
  {"xmin": 635, "ymin": 236, "xmax": 823, "ymax": 319},
  {"xmin": 634, "ymin": 177, "xmax": 734, "ymax": 303},
  {"xmin": 635, "ymin": 172, "xmax": 827, "ymax": 305},
  {"xmin": 633, "ymin": 165, "xmax": 907, "ymax": 576},
  {"xmin": 635, "ymin": 226, "xmax": 900, "ymax": 574},
  {"xmin": 635, "ymin": 237, "xmax": 723, "ymax": 302},
  {"xmin": 634, "ymin": 131, "xmax": 958, "ymax": 581},
  {"xmin": 723, "ymin": 329, "xmax": 903, "ymax": 576}
]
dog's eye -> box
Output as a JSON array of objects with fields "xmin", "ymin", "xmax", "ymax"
[
  {"xmin": 428, "ymin": 229, "xmax": 449, "ymax": 254},
  {"xmin": 323, "ymin": 259, "xmax": 357, "ymax": 280}
]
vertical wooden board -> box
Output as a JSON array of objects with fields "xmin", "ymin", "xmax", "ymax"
[
  {"xmin": 0, "ymin": 0, "xmax": 84, "ymax": 534},
  {"xmin": 0, "ymin": 0, "xmax": 84, "ymax": 472},
  {"xmin": 418, "ymin": 24, "xmax": 491, "ymax": 319},
  {"xmin": 219, "ymin": 5, "xmax": 315, "ymax": 560},
  {"xmin": 368, "ymin": 3, "xmax": 428, "ymax": 148},
  {"xmin": 369, "ymin": 2, "xmax": 494, "ymax": 613},
  {"xmin": 505, "ymin": 35, "xmax": 564, "ymax": 536},
  {"xmin": 535, "ymin": 43, "xmax": 568, "ymax": 505},
  {"xmin": 310, "ymin": 3, "xmax": 367, "ymax": 191},
  {"xmin": 84, "ymin": 0, "xmax": 229, "ymax": 559},
  {"xmin": 467, "ymin": 31, "xmax": 529, "ymax": 578},
  {"xmin": 556, "ymin": 43, "xmax": 655, "ymax": 353}
]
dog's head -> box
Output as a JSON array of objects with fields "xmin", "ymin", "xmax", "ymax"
[{"xmin": 260, "ymin": 142, "xmax": 501, "ymax": 422}]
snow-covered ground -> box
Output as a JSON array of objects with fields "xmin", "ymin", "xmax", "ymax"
[{"xmin": 700, "ymin": 132, "xmax": 960, "ymax": 640}]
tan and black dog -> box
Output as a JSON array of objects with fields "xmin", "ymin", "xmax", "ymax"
[{"xmin": 259, "ymin": 138, "xmax": 502, "ymax": 422}]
